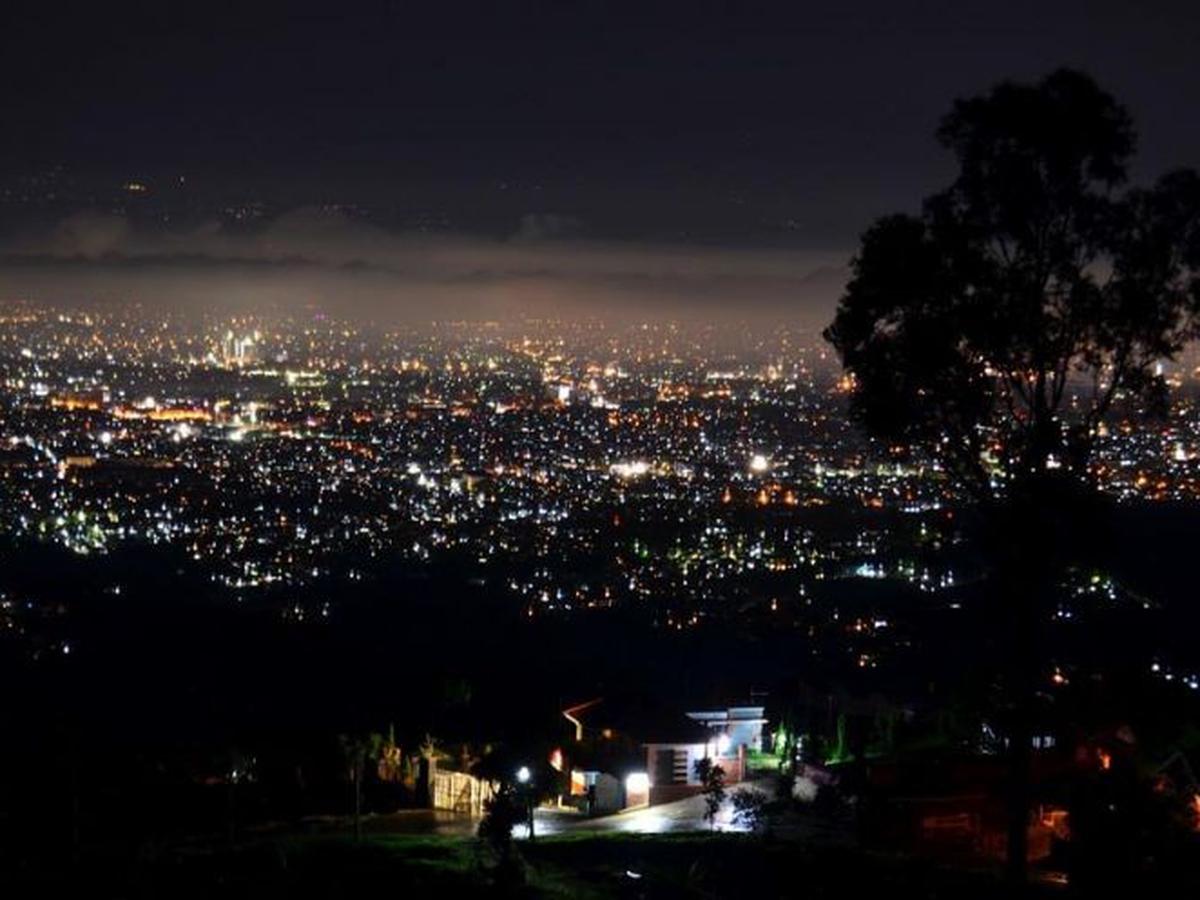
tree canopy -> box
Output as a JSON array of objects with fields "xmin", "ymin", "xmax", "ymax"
[{"xmin": 825, "ymin": 69, "xmax": 1200, "ymax": 499}]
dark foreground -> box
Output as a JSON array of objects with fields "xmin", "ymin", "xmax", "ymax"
[{"xmin": 0, "ymin": 831, "xmax": 1085, "ymax": 900}]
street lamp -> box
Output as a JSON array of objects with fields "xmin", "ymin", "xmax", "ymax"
[{"xmin": 515, "ymin": 766, "xmax": 535, "ymax": 840}]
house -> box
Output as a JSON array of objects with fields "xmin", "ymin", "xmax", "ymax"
[
  {"xmin": 644, "ymin": 705, "xmax": 763, "ymax": 803},
  {"xmin": 567, "ymin": 770, "xmax": 643, "ymax": 814},
  {"xmin": 558, "ymin": 697, "xmax": 656, "ymax": 814},
  {"xmin": 559, "ymin": 697, "xmax": 767, "ymax": 809},
  {"xmin": 686, "ymin": 705, "xmax": 767, "ymax": 754}
]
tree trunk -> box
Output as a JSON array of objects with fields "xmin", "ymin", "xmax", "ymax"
[
  {"xmin": 227, "ymin": 780, "xmax": 237, "ymax": 847},
  {"xmin": 69, "ymin": 752, "xmax": 81, "ymax": 864},
  {"xmin": 1003, "ymin": 524, "xmax": 1042, "ymax": 891},
  {"xmin": 353, "ymin": 765, "xmax": 362, "ymax": 841},
  {"xmin": 1005, "ymin": 685, "xmax": 1032, "ymax": 888}
]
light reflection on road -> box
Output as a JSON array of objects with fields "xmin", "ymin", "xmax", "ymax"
[{"xmin": 515, "ymin": 783, "xmax": 764, "ymax": 839}]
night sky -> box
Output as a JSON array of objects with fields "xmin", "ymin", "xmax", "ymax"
[{"xmin": 2, "ymin": 0, "xmax": 1198, "ymax": 320}]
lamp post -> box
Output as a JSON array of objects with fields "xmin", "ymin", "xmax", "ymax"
[{"xmin": 516, "ymin": 766, "xmax": 535, "ymax": 841}]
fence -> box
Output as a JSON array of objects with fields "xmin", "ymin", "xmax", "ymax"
[{"xmin": 430, "ymin": 769, "xmax": 497, "ymax": 817}]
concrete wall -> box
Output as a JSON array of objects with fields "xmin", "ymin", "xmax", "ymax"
[
  {"xmin": 726, "ymin": 718, "xmax": 763, "ymax": 753},
  {"xmin": 592, "ymin": 772, "xmax": 623, "ymax": 814},
  {"xmin": 647, "ymin": 743, "xmax": 708, "ymax": 786},
  {"xmin": 649, "ymin": 783, "xmax": 704, "ymax": 805},
  {"xmin": 647, "ymin": 743, "xmax": 745, "ymax": 791}
]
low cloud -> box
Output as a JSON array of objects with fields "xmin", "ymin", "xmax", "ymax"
[
  {"xmin": 512, "ymin": 212, "xmax": 585, "ymax": 242},
  {"xmin": 52, "ymin": 210, "xmax": 133, "ymax": 259},
  {"xmin": 0, "ymin": 208, "xmax": 848, "ymax": 325}
]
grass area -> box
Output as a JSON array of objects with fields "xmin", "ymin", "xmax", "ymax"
[
  {"xmin": 523, "ymin": 832, "xmax": 1080, "ymax": 899},
  {"xmin": 744, "ymin": 749, "xmax": 782, "ymax": 771},
  {"xmin": 232, "ymin": 834, "xmax": 610, "ymax": 899},
  {"xmin": 3, "ymin": 830, "xmax": 1058, "ymax": 898}
]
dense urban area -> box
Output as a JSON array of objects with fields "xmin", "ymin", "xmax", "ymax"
[{"xmin": 3, "ymin": 302, "xmax": 1200, "ymax": 631}]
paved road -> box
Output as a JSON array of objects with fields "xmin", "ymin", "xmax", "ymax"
[
  {"xmin": 356, "ymin": 779, "xmax": 852, "ymax": 844},
  {"xmin": 348, "ymin": 790, "xmax": 759, "ymax": 840},
  {"xmin": 519, "ymin": 780, "xmax": 776, "ymax": 838}
]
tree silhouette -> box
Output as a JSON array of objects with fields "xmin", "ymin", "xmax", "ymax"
[
  {"xmin": 477, "ymin": 781, "xmax": 527, "ymax": 888},
  {"xmin": 731, "ymin": 787, "xmax": 770, "ymax": 834},
  {"xmin": 694, "ymin": 757, "xmax": 727, "ymax": 831},
  {"xmin": 338, "ymin": 732, "xmax": 383, "ymax": 841},
  {"xmin": 828, "ymin": 72, "xmax": 1200, "ymax": 495},
  {"xmin": 222, "ymin": 747, "xmax": 254, "ymax": 847},
  {"xmin": 825, "ymin": 69, "xmax": 1200, "ymax": 885}
]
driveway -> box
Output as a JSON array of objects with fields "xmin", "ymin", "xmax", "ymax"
[
  {"xmin": 520, "ymin": 780, "xmax": 775, "ymax": 838},
  {"xmin": 359, "ymin": 778, "xmax": 852, "ymax": 844}
]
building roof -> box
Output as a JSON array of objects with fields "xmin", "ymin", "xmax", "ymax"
[{"xmin": 562, "ymin": 693, "xmax": 713, "ymax": 746}]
